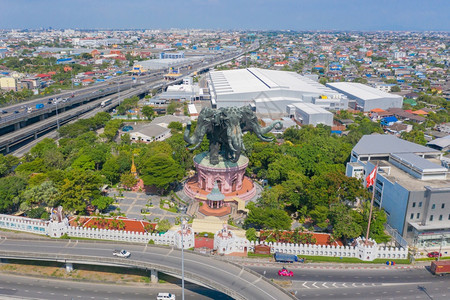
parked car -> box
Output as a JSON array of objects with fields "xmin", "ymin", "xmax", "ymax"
[
  {"xmin": 14, "ymin": 110, "xmax": 19, "ymax": 114},
  {"xmin": 112, "ymin": 249, "xmax": 130, "ymax": 258},
  {"xmin": 2, "ymin": 110, "xmax": 8, "ymax": 114},
  {"xmin": 278, "ymin": 267, "xmax": 294, "ymax": 277},
  {"xmin": 428, "ymin": 252, "xmax": 442, "ymax": 258},
  {"xmin": 157, "ymin": 292, "xmax": 175, "ymax": 300}
]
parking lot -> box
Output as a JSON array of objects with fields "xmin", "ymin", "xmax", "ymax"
[{"xmin": 108, "ymin": 190, "xmax": 187, "ymax": 224}]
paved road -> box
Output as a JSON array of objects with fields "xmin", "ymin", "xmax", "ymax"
[
  {"xmin": 0, "ymin": 273, "xmax": 231, "ymax": 300},
  {"xmin": 247, "ymin": 265, "xmax": 450, "ymax": 300},
  {"xmin": 0, "ymin": 239, "xmax": 293, "ymax": 300}
]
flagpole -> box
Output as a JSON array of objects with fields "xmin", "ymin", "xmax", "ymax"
[{"xmin": 365, "ymin": 162, "xmax": 378, "ymax": 246}]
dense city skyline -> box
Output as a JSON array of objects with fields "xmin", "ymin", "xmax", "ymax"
[{"xmin": 1, "ymin": 0, "xmax": 449, "ymax": 31}]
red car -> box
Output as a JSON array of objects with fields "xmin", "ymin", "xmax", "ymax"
[
  {"xmin": 428, "ymin": 252, "xmax": 442, "ymax": 258},
  {"xmin": 278, "ymin": 268, "xmax": 294, "ymax": 277}
]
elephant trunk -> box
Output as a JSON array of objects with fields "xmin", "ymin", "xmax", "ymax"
[
  {"xmin": 250, "ymin": 120, "xmax": 282, "ymax": 142},
  {"xmin": 184, "ymin": 122, "xmax": 204, "ymax": 150},
  {"xmin": 227, "ymin": 124, "xmax": 237, "ymax": 152}
]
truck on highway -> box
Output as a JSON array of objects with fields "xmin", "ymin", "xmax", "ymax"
[
  {"xmin": 274, "ymin": 252, "xmax": 298, "ymax": 263},
  {"xmin": 430, "ymin": 260, "xmax": 450, "ymax": 276},
  {"xmin": 36, "ymin": 103, "xmax": 44, "ymax": 109}
]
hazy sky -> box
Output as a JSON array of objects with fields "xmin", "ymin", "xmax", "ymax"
[{"xmin": 1, "ymin": 0, "xmax": 449, "ymax": 31}]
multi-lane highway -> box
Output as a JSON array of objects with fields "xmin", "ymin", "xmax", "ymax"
[
  {"xmin": 0, "ymin": 238, "xmax": 294, "ymax": 300},
  {"xmin": 0, "ymin": 273, "xmax": 231, "ymax": 300},
  {"xmin": 245, "ymin": 263, "xmax": 450, "ymax": 299},
  {"xmin": 0, "ymin": 48, "xmax": 250, "ymax": 154}
]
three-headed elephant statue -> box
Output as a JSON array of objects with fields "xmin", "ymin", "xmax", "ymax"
[{"xmin": 184, "ymin": 105, "xmax": 282, "ymax": 165}]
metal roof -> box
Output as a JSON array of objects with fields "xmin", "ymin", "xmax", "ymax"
[
  {"xmin": 327, "ymin": 82, "xmax": 403, "ymax": 101},
  {"xmin": 210, "ymin": 68, "xmax": 342, "ymax": 97},
  {"xmin": 353, "ymin": 135, "xmax": 439, "ymax": 155},
  {"xmin": 293, "ymin": 102, "xmax": 334, "ymax": 115},
  {"xmin": 207, "ymin": 182, "xmax": 225, "ymax": 201},
  {"xmin": 391, "ymin": 153, "xmax": 447, "ymax": 173}
]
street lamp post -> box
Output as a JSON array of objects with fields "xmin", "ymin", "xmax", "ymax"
[
  {"xmin": 117, "ymin": 82, "xmax": 121, "ymax": 106},
  {"xmin": 438, "ymin": 234, "xmax": 444, "ymax": 261},
  {"xmin": 55, "ymin": 101, "xmax": 60, "ymax": 130},
  {"xmin": 181, "ymin": 221, "xmax": 185, "ymax": 300}
]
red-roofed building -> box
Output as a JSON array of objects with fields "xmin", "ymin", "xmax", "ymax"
[
  {"xmin": 68, "ymin": 216, "xmax": 156, "ymax": 233},
  {"xmin": 36, "ymin": 74, "xmax": 51, "ymax": 78},
  {"xmin": 274, "ymin": 61, "xmax": 288, "ymax": 68}
]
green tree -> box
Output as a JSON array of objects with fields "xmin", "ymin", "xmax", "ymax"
[
  {"xmin": 20, "ymin": 181, "xmax": 59, "ymax": 210},
  {"xmin": 120, "ymin": 172, "xmax": 137, "ymax": 189},
  {"xmin": 58, "ymin": 170, "xmax": 102, "ymax": 213},
  {"xmin": 244, "ymin": 203, "xmax": 291, "ymax": 230},
  {"xmin": 400, "ymin": 130, "xmax": 427, "ymax": 146},
  {"xmin": 71, "ymin": 154, "xmax": 95, "ymax": 170},
  {"xmin": 0, "ymin": 154, "xmax": 19, "ymax": 177},
  {"xmin": 141, "ymin": 106, "xmax": 154, "ymax": 119},
  {"xmin": 0, "ymin": 176, "xmax": 27, "ymax": 212},
  {"xmin": 245, "ymin": 228, "xmax": 258, "ymax": 242},
  {"xmin": 91, "ymin": 196, "xmax": 114, "ymax": 212},
  {"xmin": 329, "ymin": 203, "xmax": 363, "ymax": 243},
  {"xmin": 141, "ymin": 153, "xmax": 183, "ymax": 194},
  {"xmin": 102, "ymin": 158, "xmax": 121, "ymax": 184},
  {"xmin": 157, "ymin": 219, "xmax": 172, "ymax": 233},
  {"xmin": 390, "ymin": 85, "xmax": 401, "ymax": 92},
  {"xmin": 168, "ymin": 121, "xmax": 183, "ymax": 133},
  {"xmin": 309, "ymin": 205, "xmax": 329, "ymax": 229},
  {"xmin": 166, "ymin": 101, "xmax": 177, "ymax": 115}
]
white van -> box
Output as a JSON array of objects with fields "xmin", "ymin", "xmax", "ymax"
[{"xmin": 157, "ymin": 292, "xmax": 175, "ymax": 300}]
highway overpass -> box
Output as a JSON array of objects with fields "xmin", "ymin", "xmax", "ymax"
[
  {"xmin": 0, "ymin": 238, "xmax": 294, "ymax": 300},
  {"xmin": 0, "ymin": 47, "xmax": 256, "ymax": 154}
]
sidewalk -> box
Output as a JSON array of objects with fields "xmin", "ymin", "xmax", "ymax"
[{"xmin": 221, "ymin": 256, "xmax": 430, "ymax": 270}]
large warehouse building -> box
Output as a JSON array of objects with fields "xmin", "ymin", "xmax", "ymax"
[
  {"xmin": 208, "ymin": 68, "xmax": 348, "ymax": 119},
  {"xmin": 326, "ymin": 82, "xmax": 403, "ymax": 112}
]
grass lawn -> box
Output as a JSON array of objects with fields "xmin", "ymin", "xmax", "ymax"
[
  {"xmin": 415, "ymin": 256, "xmax": 450, "ymax": 262},
  {"xmin": 248, "ymin": 253, "xmax": 272, "ymax": 258},
  {"xmin": 297, "ymin": 255, "xmax": 411, "ymax": 264}
]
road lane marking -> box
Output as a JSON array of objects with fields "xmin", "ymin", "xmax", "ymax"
[
  {"xmin": 237, "ymin": 267, "xmax": 245, "ymax": 277},
  {"xmin": 322, "ymin": 283, "xmax": 329, "ymax": 289},
  {"xmin": 312, "ymin": 282, "xmax": 318, "ymax": 288},
  {"xmin": 302, "ymin": 282, "xmax": 310, "ymax": 289}
]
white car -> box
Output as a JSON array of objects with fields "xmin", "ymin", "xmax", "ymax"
[
  {"xmin": 157, "ymin": 293, "xmax": 175, "ymax": 300},
  {"xmin": 112, "ymin": 249, "xmax": 131, "ymax": 258}
]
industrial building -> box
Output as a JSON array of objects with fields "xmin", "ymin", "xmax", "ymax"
[
  {"xmin": 326, "ymin": 82, "xmax": 403, "ymax": 112},
  {"xmin": 208, "ymin": 68, "xmax": 348, "ymax": 118},
  {"xmin": 289, "ymin": 103, "xmax": 333, "ymax": 127},
  {"xmin": 346, "ymin": 135, "xmax": 450, "ymax": 249}
]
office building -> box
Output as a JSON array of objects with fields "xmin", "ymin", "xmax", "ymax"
[{"xmin": 346, "ymin": 135, "xmax": 450, "ymax": 248}]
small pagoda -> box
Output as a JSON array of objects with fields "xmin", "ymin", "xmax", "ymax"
[
  {"xmin": 207, "ymin": 182, "xmax": 225, "ymax": 209},
  {"xmin": 199, "ymin": 182, "xmax": 231, "ymax": 217}
]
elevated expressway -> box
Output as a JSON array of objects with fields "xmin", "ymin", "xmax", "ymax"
[
  {"xmin": 0, "ymin": 49, "xmax": 251, "ymax": 154},
  {"xmin": 0, "ymin": 238, "xmax": 294, "ymax": 300}
]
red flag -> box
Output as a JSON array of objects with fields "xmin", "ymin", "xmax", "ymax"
[{"xmin": 366, "ymin": 167, "xmax": 377, "ymax": 188}]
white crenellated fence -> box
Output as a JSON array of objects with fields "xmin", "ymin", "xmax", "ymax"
[
  {"xmin": 247, "ymin": 239, "xmax": 408, "ymax": 260},
  {"xmin": 0, "ymin": 214, "xmax": 194, "ymax": 249},
  {"xmin": 0, "ymin": 214, "xmax": 48, "ymax": 235},
  {"xmin": 0, "ymin": 214, "xmax": 407, "ymax": 261}
]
